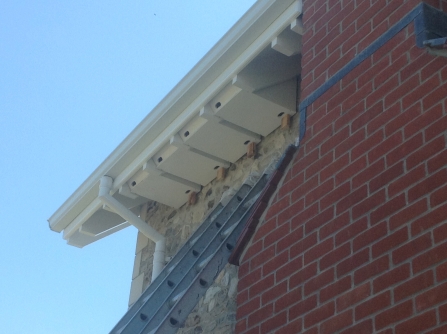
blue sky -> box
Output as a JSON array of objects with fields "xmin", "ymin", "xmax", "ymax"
[{"xmin": 0, "ymin": 1, "xmax": 256, "ymax": 332}]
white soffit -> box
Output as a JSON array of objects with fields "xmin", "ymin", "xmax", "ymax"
[{"xmin": 49, "ymin": 0, "xmax": 304, "ymax": 247}]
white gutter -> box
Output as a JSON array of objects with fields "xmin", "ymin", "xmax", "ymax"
[{"xmin": 98, "ymin": 176, "xmax": 165, "ymax": 280}]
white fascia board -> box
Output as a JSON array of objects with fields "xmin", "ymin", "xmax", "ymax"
[{"xmin": 48, "ymin": 0, "xmax": 302, "ymax": 234}]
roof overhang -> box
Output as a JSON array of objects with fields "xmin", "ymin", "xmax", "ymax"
[{"xmin": 48, "ymin": 0, "xmax": 303, "ymax": 247}]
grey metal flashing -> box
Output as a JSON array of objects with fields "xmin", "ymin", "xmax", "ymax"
[
  {"xmin": 415, "ymin": 3, "xmax": 447, "ymax": 47},
  {"xmin": 298, "ymin": 2, "xmax": 428, "ymax": 142}
]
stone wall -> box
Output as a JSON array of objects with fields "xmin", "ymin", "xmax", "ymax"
[{"xmin": 130, "ymin": 111, "xmax": 299, "ymax": 333}]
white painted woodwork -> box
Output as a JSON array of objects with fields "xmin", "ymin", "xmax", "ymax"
[
  {"xmin": 271, "ymin": 26, "xmax": 302, "ymax": 56},
  {"xmin": 179, "ymin": 113, "xmax": 260, "ymax": 163},
  {"xmin": 152, "ymin": 135, "xmax": 230, "ymax": 186},
  {"xmin": 210, "ymin": 84, "xmax": 293, "ymax": 136},
  {"xmin": 128, "ymin": 160, "xmax": 201, "ymax": 208}
]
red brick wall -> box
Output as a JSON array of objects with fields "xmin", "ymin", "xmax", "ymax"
[{"xmin": 236, "ymin": 1, "xmax": 447, "ymax": 333}]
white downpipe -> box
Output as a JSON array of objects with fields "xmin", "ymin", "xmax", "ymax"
[{"xmin": 98, "ymin": 176, "xmax": 166, "ymax": 281}]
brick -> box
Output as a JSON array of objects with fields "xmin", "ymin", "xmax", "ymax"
[
  {"xmin": 431, "ymin": 184, "xmax": 447, "ymax": 208},
  {"xmin": 355, "ymin": 291, "xmax": 391, "ymax": 320},
  {"xmin": 352, "ymin": 130, "xmax": 384, "ymax": 162},
  {"xmin": 306, "ymin": 124, "xmax": 333, "ymax": 154},
  {"xmin": 440, "ymin": 303, "xmax": 447, "ymax": 322},
  {"xmin": 366, "ymin": 74, "xmax": 399, "ymax": 109},
  {"xmin": 304, "ymin": 237, "xmax": 334, "ymax": 265},
  {"xmin": 290, "ymin": 232, "xmax": 318, "ymax": 259},
  {"xmin": 260, "ymin": 311, "xmax": 287, "ymax": 334},
  {"xmin": 276, "ymin": 255, "xmax": 303, "ymax": 283},
  {"xmin": 334, "ymin": 100, "xmax": 365, "ymax": 133},
  {"xmin": 437, "ymin": 262, "xmax": 447, "ymax": 281},
  {"xmin": 416, "ymin": 281, "xmax": 447, "ymax": 312},
  {"xmin": 370, "ymin": 193, "xmax": 406, "ymax": 225},
  {"xmin": 388, "ymin": 164, "xmax": 426, "ymax": 198},
  {"xmin": 320, "ymin": 182, "xmax": 351, "ymax": 210},
  {"xmin": 278, "ymin": 198, "xmax": 305, "ymax": 223},
  {"xmin": 425, "ymin": 114, "xmax": 447, "ymax": 142},
  {"xmin": 235, "ymin": 319, "xmax": 247, "ymax": 333},
  {"xmin": 250, "ymin": 245, "xmax": 275, "ymax": 270},
  {"xmin": 427, "ymin": 149, "xmax": 447, "ymax": 173},
  {"xmin": 244, "ymin": 239, "xmax": 263, "ymax": 261},
  {"xmin": 385, "ymin": 102, "xmax": 421, "ymax": 137},
  {"xmin": 402, "ymin": 75, "xmax": 441, "ymax": 120},
  {"xmin": 369, "ymin": 161, "xmax": 404, "ymax": 193},
  {"xmin": 289, "ymin": 295, "xmax": 318, "ymax": 320},
  {"xmin": 352, "ymin": 189, "xmax": 386, "ymax": 219},
  {"xmin": 352, "ymin": 158, "xmax": 385, "ymax": 189},
  {"xmin": 394, "ymin": 270, "xmax": 434, "ymax": 302},
  {"xmin": 395, "ymin": 309, "xmax": 437, "ymax": 334},
  {"xmin": 321, "ymin": 154, "xmax": 351, "ymax": 185},
  {"xmin": 291, "ymin": 203, "xmax": 319, "ymax": 230},
  {"xmin": 335, "ymin": 157, "xmax": 367, "ymax": 187},
  {"xmin": 279, "ymin": 171, "xmax": 305, "ymax": 199},
  {"xmin": 311, "ymin": 103, "xmax": 337, "ymax": 136},
  {"xmin": 320, "ymin": 242, "xmax": 351, "ymax": 271},
  {"xmin": 248, "ymin": 303, "xmax": 273, "ymax": 328},
  {"xmin": 304, "ymin": 207, "xmax": 334, "ymax": 235},
  {"xmin": 304, "ymin": 301, "xmax": 335, "ymax": 329},
  {"xmin": 291, "ymin": 175, "xmax": 319, "ymax": 203},
  {"xmin": 237, "ymin": 288, "xmax": 249, "ymax": 306},
  {"xmin": 389, "ymin": 198, "xmax": 428, "ymax": 231},
  {"xmin": 305, "ymin": 178, "xmax": 335, "ymax": 207},
  {"xmin": 386, "ymin": 133, "xmax": 423, "ymax": 167},
  {"xmin": 239, "ymin": 261, "xmax": 250, "ymax": 279},
  {"xmin": 304, "ymin": 268, "xmax": 335, "ymax": 296},
  {"xmin": 413, "ymin": 241, "xmax": 447, "ymax": 273},
  {"xmin": 320, "ymin": 211, "xmax": 350, "ymax": 241},
  {"xmin": 409, "ymin": 170, "xmax": 447, "ymax": 203},
  {"xmin": 237, "ymin": 296, "xmax": 260, "ymax": 319},
  {"xmin": 275, "ymin": 318, "xmax": 302, "ymax": 334},
  {"xmin": 277, "ymin": 226, "xmax": 304, "ymax": 253},
  {"xmin": 261, "ymin": 280, "xmax": 287, "ymax": 306},
  {"xmin": 406, "ymin": 136, "xmax": 445, "ymax": 170},
  {"xmin": 340, "ymin": 319, "xmax": 373, "ymax": 334},
  {"xmin": 264, "ymin": 222, "xmax": 290, "ymax": 248},
  {"xmin": 249, "ymin": 274, "xmax": 274, "ymax": 299},
  {"xmin": 263, "ymin": 249, "xmax": 289, "ymax": 276},
  {"xmin": 335, "ymin": 217, "xmax": 368, "ymax": 247},
  {"xmin": 336, "ymin": 185, "xmax": 368, "ymax": 215},
  {"xmin": 393, "ymin": 233, "xmax": 432, "ymax": 265},
  {"xmin": 354, "ymin": 255, "xmax": 389, "ymax": 285},
  {"xmin": 435, "ymin": 222, "xmax": 447, "ymax": 245},
  {"xmin": 321, "ymin": 127, "xmax": 350, "ymax": 156},
  {"xmin": 351, "ymin": 101, "xmax": 383, "ymax": 133},
  {"xmin": 239, "ymin": 268, "xmax": 262, "ymax": 291},
  {"xmin": 336, "ymin": 282, "xmax": 371, "ymax": 312},
  {"xmin": 320, "ymin": 276, "xmax": 352, "ymax": 303},
  {"xmin": 253, "ymin": 217, "xmax": 276, "ymax": 242},
  {"xmin": 425, "ymin": 324, "xmax": 447, "ymax": 334},
  {"xmin": 305, "ymin": 152, "xmax": 334, "ymax": 180},
  {"xmin": 265, "ymin": 195, "xmax": 290, "ymax": 220},
  {"xmin": 375, "ymin": 300, "xmax": 413, "ymax": 330},
  {"xmin": 320, "ymin": 309, "xmax": 353, "ymax": 334},
  {"xmin": 411, "ymin": 203, "xmax": 447, "ymax": 237},
  {"xmin": 367, "ymin": 105, "xmax": 401, "ymax": 140},
  {"xmin": 275, "ymin": 286, "xmax": 302, "ymax": 313},
  {"xmin": 385, "ymin": 73, "xmax": 420, "ymax": 108},
  {"xmin": 373, "ymin": 263, "xmax": 410, "ymax": 293},
  {"xmin": 337, "ymin": 248, "xmax": 370, "ymax": 278},
  {"xmin": 335, "ymin": 128, "xmax": 366, "ymax": 159},
  {"xmin": 372, "ymin": 227, "xmax": 408, "ymax": 258},
  {"xmin": 289, "ymin": 263, "xmax": 318, "ymax": 289},
  {"xmin": 353, "ymin": 221, "xmax": 387, "ymax": 252}
]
